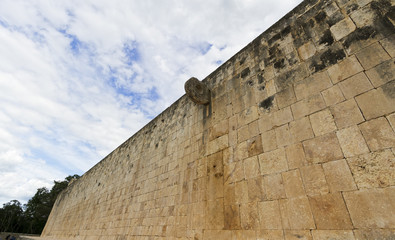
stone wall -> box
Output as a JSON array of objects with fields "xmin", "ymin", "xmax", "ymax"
[{"xmin": 41, "ymin": 0, "xmax": 395, "ymax": 239}]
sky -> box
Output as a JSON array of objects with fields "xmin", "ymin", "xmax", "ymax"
[{"xmin": 0, "ymin": 0, "xmax": 302, "ymax": 205}]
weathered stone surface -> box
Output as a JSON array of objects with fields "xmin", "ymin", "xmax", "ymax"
[
  {"xmin": 247, "ymin": 176, "xmax": 265, "ymax": 202},
  {"xmin": 353, "ymin": 229, "xmax": 395, "ymax": 240},
  {"xmin": 355, "ymin": 42, "xmax": 391, "ymax": 70},
  {"xmin": 322, "ymin": 159, "xmax": 357, "ymax": 192},
  {"xmin": 282, "ymin": 169, "xmax": 305, "ymax": 198},
  {"xmin": 258, "ymin": 200, "xmax": 282, "ymax": 229},
  {"xmin": 276, "ymin": 86, "xmax": 297, "ymax": 109},
  {"xmin": 291, "ymin": 93, "xmax": 326, "ymax": 119},
  {"xmin": 264, "ymin": 173, "xmax": 286, "ymax": 200},
  {"xmin": 380, "ymin": 34, "xmax": 395, "ymax": 57},
  {"xmin": 300, "ymin": 164, "xmax": 329, "ymax": 196},
  {"xmin": 184, "ymin": 77, "xmax": 211, "ymax": 104},
  {"xmin": 309, "ymin": 193, "xmax": 353, "ymax": 229},
  {"xmin": 343, "ymin": 188, "xmax": 395, "ymax": 228},
  {"xmin": 303, "ymin": 133, "xmax": 344, "ymax": 164},
  {"xmin": 289, "ymin": 116, "xmax": 314, "ymax": 142},
  {"xmin": 284, "ymin": 230, "xmax": 312, "ymax": 240},
  {"xmin": 338, "ymin": 72, "xmax": 373, "ymax": 99},
  {"xmin": 259, "ymin": 148, "xmax": 288, "ymax": 175},
  {"xmin": 359, "ymin": 117, "xmax": 395, "ymax": 151},
  {"xmin": 294, "ymin": 71, "xmax": 332, "ymax": 101},
  {"xmin": 275, "ymin": 124, "xmax": 294, "ymax": 147},
  {"xmin": 261, "ymin": 129, "xmax": 277, "ymax": 152},
  {"xmin": 347, "ymin": 149, "xmax": 395, "ymax": 188},
  {"xmin": 279, "ymin": 196, "xmax": 315, "ymax": 230},
  {"xmin": 257, "ymin": 230, "xmax": 284, "ymax": 240},
  {"xmin": 224, "ymin": 204, "xmax": 241, "ymax": 230},
  {"xmin": 311, "ymin": 230, "xmax": 355, "ymax": 240},
  {"xmin": 330, "ymin": 17, "xmax": 356, "ymax": 41},
  {"xmin": 321, "ymin": 85, "xmax": 345, "ymax": 106},
  {"xmin": 298, "ymin": 41, "xmax": 316, "ymax": 60},
  {"xmin": 365, "ymin": 59, "xmax": 395, "ymax": 88},
  {"xmin": 243, "ymin": 156, "xmax": 260, "ymax": 179},
  {"xmin": 240, "ymin": 202, "xmax": 259, "ymax": 230},
  {"xmin": 330, "ymin": 99, "xmax": 364, "ymax": 129},
  {"xmin": 309, "ymin": 109, "xmax": 337, "ymax": 136},
  {"xmin": 327, "ymin": 56, "xmax": 364, "ymax": 84},
  {"xmin": 336, "ymin": 126, "xmax": 370, "ymax": 157},
  {"xmin": 285, "ymin": 143, "xmax": 308, "ymax": 169}
]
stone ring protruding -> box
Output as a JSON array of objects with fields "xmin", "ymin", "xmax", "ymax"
[{"xmin": 184, "ymin": 77, "xmax": 210, "ymax": 105}]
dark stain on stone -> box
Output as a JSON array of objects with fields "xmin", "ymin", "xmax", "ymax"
[
  {"xmin": 239, "ymin": 56, "xmax": 246, "ymax": 65},
  {"xmin": 346, "ymin": 3, "xmax": 359, "ymax": 14},
  {"xmin": 382, "ymin": 80, "xmax": 395, "ymax": 98},
  {"xmin": 371, "ymin": 0, "xmax": 395, "ymax": 36},
  {"xmin": 268, "ymin": 32, "xmax": 281, "ymax": 45},
  {"xmin": 319, "ymin": 30, "xmax": 334, "ymax": 46},
  {"xmin": 314, "ymin": 11, "xmax": 327, "ymax": 23},
  {"xmin": 155, "ymin": 143, "xmax": 159, "ymax": 148},
  {"xmin": 241, "ymin": 67, "xmax": 250, "ymax": 78},
  {"xmin": 310, "ymin": 48, "xmax": 346, "ymax": 72},
  {"xmin": 281, "ymin": 25, "xmax": 291, "ymax": 36},
  {"xmin": 259, "ymin": 96, "xmax": 274, "ymax": 110},
  {"xmin": 214, "ymin": 173, "xmax": 223, "ymax": 178},
  {"xmin": 257, "ymin": 73, "xmax": 264, "ymax": 84},
  {"xmin": 343, "ymin": 26, "xmax": 377, "ymax": 49},
  {"xmin": 259, "ymin": 86, "xmax": 266, "ymax": 91},
  {"xmin": 247, "ymin": 80, "xmax": 254, "ymax": 86},
  {"xmin": 326, "ymin": 11, "xmax": 345, "ymax": 26},
  {"xmin": 274, "ymin": 58, "xmax": 285, "ymax": 69}
]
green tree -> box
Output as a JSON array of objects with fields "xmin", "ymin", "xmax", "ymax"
[{"xmin": 0, "ymin": 200, "xmax": 25, "ymax": 233}]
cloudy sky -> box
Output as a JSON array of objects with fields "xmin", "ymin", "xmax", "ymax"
[{"xmin": 0, "ymin": 0, "xmax": 302, "ymax": 205}]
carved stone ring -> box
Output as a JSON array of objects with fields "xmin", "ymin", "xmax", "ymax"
[{"xmin": 184, "ymin": 77, "xmax": 210, "ymax": 105}]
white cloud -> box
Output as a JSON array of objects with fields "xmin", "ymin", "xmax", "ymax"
[{"xmin": 0, "ymin": 0, "xmax": 302, "ymax": 205}]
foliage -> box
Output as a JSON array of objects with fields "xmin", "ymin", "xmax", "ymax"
[{"xmin": 0, "ymin": 174, "xmax": 80, "ymax": 234}]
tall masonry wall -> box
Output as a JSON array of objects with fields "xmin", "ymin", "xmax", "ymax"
[{"xmin": 42, "ymin": 0, "xmax": 395, "ymax": 239}]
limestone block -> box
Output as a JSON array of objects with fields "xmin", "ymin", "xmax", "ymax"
[
  {"xmin": 330, "ymin": 17, "xmax": 356, "ymax": 41},
  {"xmin": 261, "ymin": 129, "xmax": 277, "ymax": 152},
  {"xmin": 235, "ymin": 180, "xmax": 249, "ymax": 204},
  {"xmin": 289, "ymin": 117, "xmax": 314, "ymax": 142},
  {"xmin": 285, "ymin": 143, "xmax": 308, "ymax": 169},
  {"xmin": 300, "ymin": 164, "xmax": 329, "ymax": 196},
  {"xmin": 356, "ymin": 42, "xmax": 391, "ymax": 70},
  {"xmin": 258, "ymin": 148, "xmax": 288, "ymax": 175},
  {"xmin": 206, "ymin": 151, "xmax": 224, "ymax": 200},
  {"xmin": 336, "ymin": 126, "xmax": 370, "ymax": 157},
  {"xmin": 291, "ymin": 93, "xmax": 326, "ymax": 119},
  {"xmin": 234, "ymin": 141, "xmax": 248, "ymax": 162},
  {"xmin": 224, "ymin": 204, "xmax": 241, "ymax": 230},
  {"xmin": 388, "ymin": 113, "xmax": 395, "ymax": 131},
  {"xmin": 207, "ymin": 134, "xmax": 228, "ymax": 155},
  {"xmin": 264, "ymin": 173, "xmax": 286, "ymax": 200},
  {"xmin": 275, "ymin": 124, "xmax": 294, "ymax": 147},
  {"xmin": 350, "ymin": 4, "xmax": 376, "ymax": 28},
  {"xmin": 356, "ymin": 81, "xmax": 395, "ymax": 120},
  {"xmin": 309, "ymin": 109, "xmax": 337, "ymax": 136},
  {"xmin": 309, "ymin": 193, "xmax": 353, "ymax": 229},
  {"xmin": 343, "ymin": 188, "xmax": 395, "ymax": 228},
  {"xmin": 330, "ymin": 99, "xmax": 364, "ymax": 129},
  {"xmin": 243, "ymin": 156, "xmax": 260, "ymax": 180},
  {"xmin": 248, "ymin": 120, "xmax": 259, "ymax": 137},
  {"xmin": 311, "ymin": 230, "xmax": 355, "ymax": 240},
  {"xmin": 237, "ymin": 106, "xmax": 259, "ymax": 128},
  {"xmin": 224, "ymin": 183, "xmax": 236, "ymax": 206},
  {"xmin": 247, "ymin": 135, "xmax": 263, "ymax": 157},
  {"xmin": 359, "ymin": 117, "xmax": 395, "ymax": 151},
  {"xmin": 347, "ymin": 149, "xmax": 395, "ymax": 188},
  {"xmin": 298, "ymin": 41, "xmax": 316, "ymax": 60},
  {"xmin": 232, "ymin": 230, "xmax": 256, "ymax": 240},
  {"xmin": 257, "ymin": 230, "xmax": 284, "ymax": 240},
  {"xmin": 279, "ymin": 196, "xmax": 315, "ymax": 229},
  {"xmin": 203, "ymin": 230, "xmax": 232, "ymax": 240},
  {"xmin": 380, "ymin": 34, "xmax": 395, "ymax": 57},
  {"xmin": 205, "ymin": 198, "xmax": 225, "ymax": 230},
  {"xmin": 240, "ymin": 202, "xmax": 259, "ymax": 230},
  {"xmin": 327, "ymin": 56, "xmax": 364, "ymax": 84},
  {"xmin": 238, "ymin": 125, "xmax": 250, "ymax": 143},
  {"xmin": 282, "ymin": 169, "xmax": 306, "ymax": 198},
  {"xmin": 273, "ymin": 106, "xmax": 294, "ymax": 126},
  {"xmin": 276, "ymin": 86, "xmax": 297, "ymax": 109},
  {"xmin": 284, "ymin": 230, "xmax": 312, "ymax": 240},
  {"xmin": 258, "ymin": 200, "xmax": 282, "ymax": 229},
  {"xmin": 258, "ymin": 112, "xmax": 274, "ymax": 132},
  {"xmin": 322, "ymin": 159, "xmax": 357, "ymax": 192},
  {"xmin": 338, "ymin": 72, "xmax": 373, "ymax": 99},
  {"xmin": 209, "ymin": 119, "xmax": 229, "ymax": 141},
  {"xmin": 353, "ymin": 229, "xmax": 395, "ymax": 240},
  {"xmin": 294, "ymin": 71, "xmax": 332, "ymax": 101},
  {"xmin": 303, "ymin": 133, "xmax": 344, "ymax": 164},
  {"xmin": 224, "ymin": 161, "xmax": 244, "ymax": 184},
  {"xmin": 366, "ymin": 59, "xmax": 395, "ymax": 88},
  {"xmin": 321, "ymin": 85, "xmax": 345, "ymax": 106},
  {"xmin": 248, "ymin": 177, "xmax": 265, "ymax": 202}
]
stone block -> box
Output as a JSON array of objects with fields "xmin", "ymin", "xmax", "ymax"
[
  {"xmin": 285, "ymin": 143, "xmax": 308, "ymax": 169},
  {"xmin": 257, "ymin": 230, "xmax": 284, "ymax": 240},
  {"xmin": 207, "ymin": 134, "xmax": 228, "ymax": 155},
  {"xmin": 234, "ymin": 141, "xmax": 248, "ymax": 162},
  {"xmin": 321, "ymin": 85, "xmax": 345, "ymax": 106},
  {"xmin": 235, "ymin": 180, "xmax": 249, "ymax": 204},
  {"xmin": 300, "ymin": 164, "xmax": 329, "ymax": 196},
  {"xmin": 224, "ymin": 161, "xmax": 244, "ymax": 184},
  {"xmin": 343, "ymin": 188, "xmax": 395, "ymax": 228},
  {"xmin": 205, "ymin": 198, "xmax": 224, "ymax": 229},
  {"xmin": 366, "ymin": 59, "xmax": 395, "ymax": 88},
  {"xmin": 243, "ymin": 156, "xmax": 260, "ymax": 180},
  {"xmin": 380, "ymin": 34, "xmax": 395, "ymax": 57},
  {"xmin": 209, "ymin": 119, "xmax": 229, "ymax": 141},
  {"xmin": 327, "ymin": 56, "xmax": 364, "ymax": 84},
  {"xmin": 298, "ymin": 41, "xmax": 317, "ymax": 60},
  {"xmin": 282, "ymin": 169, "xmax": 305, "ymax": 198},
  {"xmin": 330, "ymin": 99, "xmax": 364, "ymax": 129},
  {"xmin": 309, "ymin": 193, "xmax": 353, "ymax": 229},
  {"xmin": 275, "ymin": 124, "xmax": 294, "ymax": 147},
  {"xmin": 259, "ymin": 148, "xmax": 288, "ymax": 175},
  {"xmin": 273, "ymin": 106, "xmax": 294, "ymax": 126},
  {"xmin": 309, "ymin": 109, "xmax": 337, "ymax": 136},
  {"xmin": 247, "ymin": 135, "xmax": 263, "ymax": 157},
  {"xmin": 279, "ymin": 196, "xmax": 315, "ymax": 229},
  {"xmin": 356, "ymin": 42, "xmax": 391, "ymax": 70},
  {"xmin": 224, "ymin": 183, "xmax": 236, "ymax": 206},
  {"xmin": 311, "ymin": 230, "xmax": 355, "ymax": 240},
  {"xmin": 238, "ymin": 125, "xmax": 250, "ymax": 143},
  {"xmin": 303, "ymin": 133, "xmax": 344, "ymax": 164},
  {"xmin": 258, "ymin": 112, "xmax": 274, "ymax": 132},
  {"xmin": 224, "ymin": 204, "xmax": 241, "ymax": 230},
  {"xmin": 353, "ymin": 229, "xmax": 395, "ymax": 240},
  {"xmin": 330, "ymin": 17, "xmax": 356, "ymax": 41},
  {"xmin": 355, "ymin": 81, "xmax": 395, "ymax": 120},
  {"xmin": 284, "ymin": 230, "xmax": 312, "ymax": 240},
  {"xmin": 338, "ymin": 72, "xmax": 373, "ymax": 99},
  {"xmin": 203, "ymin": 230, "xmax": 232, "ymax": 240},
  {"xmin": 276, "ymin": 86, "xmax": 297, "ymax": 109},
  {"xmin": 289, "ymin": 117, "xmax": 314, "ymax": 142},
  {"xmin": 264, "ymin": 173, "xmax": 286, "ymax": 200},
  {"xmin": 359, "ymin": 117, "xmax": 395, "ymax": 151},
  {"xmin": 248, "ymin": 120, "xmax": 259, "ymax": 137},
  {"xmin": 322, "ymin": 159, "xmax": 357, "ymax": 192},
  {"xmin": 291, "ymin": 93, "xmax": 326, "ymax": 119},
  {"xmin": 207, "ymin": 152, "xmax": 224, "ymax": 200},
  {"xmin": 232, "ymin": 230, "xmax": 256, "ymax": 240},
  {"xmin": 261, "ymin": 129, "xmax": 277, "ymax": 152},
  {"xmin": 247, "ymin": 176, "xmax": 265, "ymax": 202},
  {"xmin": 347, "ymin": 149, "xmax": 395, "ymax": 188},
  {"xmin": 294, "ymin": 71, "xmax": 333, "ymax": 101},
  {"xmin": 336, "ymin": 126, "xmax": 370, "ymax": 157},
  {"xmin": 258, "ymin": 200, "xmax": 282, "ymax": 229},
  {"xmin": 349, "ymin": 4, "xmax": 376, "ymax": 27},
  {"xmin": 240, "ymin": 202, "xmax": 259, "ymax": 230},
  {"xmin": 237, "ymin": 106, "xmax": 259, "ymax": 128},
  {"xmin": 388, "ymin": 113, "xmax": 395, "ymax": 131}
]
